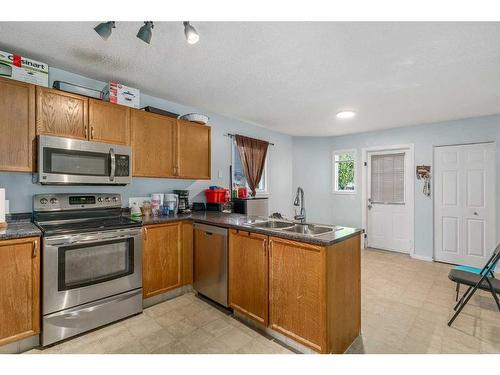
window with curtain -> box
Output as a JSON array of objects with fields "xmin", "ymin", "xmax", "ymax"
[
  {"xmin": 231, "ymin": 141, "xmax": 268, "ymax": 194},
  {"xmin": 370, "ymin": 153, "xmax": 405, "ymax": 203}
]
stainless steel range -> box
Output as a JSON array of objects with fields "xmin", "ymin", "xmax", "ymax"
[{"xmin": 34, "ymin": 193, "xmax": 143, "ymax": 346}]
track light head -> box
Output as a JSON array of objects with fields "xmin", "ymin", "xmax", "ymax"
[
  {"xmin": 137, "ymin": 21, "xmax": 154, "ymax": 44},
  {"xmin": 94, "ymin": 21, "xmax": 115, "ymax": 40},
  {"xmin": 183, "ymin": 21, "xmax": 199, "ymax": 44}
]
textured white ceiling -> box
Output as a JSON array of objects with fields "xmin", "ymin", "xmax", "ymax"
[{"xmin": 0, "ymin": 22, "xmax": 499, "ymax": 136}]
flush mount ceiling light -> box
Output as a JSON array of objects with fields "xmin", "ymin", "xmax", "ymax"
[
  {"xmin": 183, "ymin": 21, "xmax": 199, "ymax": 44},
  {"xmin": 94, "ymin": 21, "xmax": 115, "ymax": 40},
  {"xmin": 336, "ymin": 111, "xmax": 356, "ymax": 119},
  {"xmin": 137, "ymin": 21, "xmax": 154, "ymax": 44}
]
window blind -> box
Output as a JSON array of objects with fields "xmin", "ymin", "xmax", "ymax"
[{"xmin": 370, "ymin": 153, "xmax": 405, "ymax": 203}]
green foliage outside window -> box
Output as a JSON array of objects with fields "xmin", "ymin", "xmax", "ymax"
[{"xmin": 336, "ymin": 153, "xmax": 355, "ymax": 191}]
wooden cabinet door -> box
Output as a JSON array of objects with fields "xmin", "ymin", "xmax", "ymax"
[
  {"xmin": 0, "ymin": 237, "xmax": 40, "ymax": 347},
  {"xmin": 143, "ymin": 223, "xmax": 182, "ymax": 298},
  {"xmin": 181, "ymin": 221, "xmax": 193, "ymax": 285},
  {"xmin": 89, "ymin": 99, "xmax": 130, "ymax": 145},
  {"xmin": 229, "ymin": 230, "xmax": 269, "ymax": 326},
  {"xmin": 176, "ymin": 120, "xmax": 211, "ymax": 179},
  {"xmin": 0, "ymin": 78, "xmax": 35, "ymax": 172},
  {"xmin": 131, "ymin": 110, "xmax": 176, "ymax": 177},
  {"xmin": 36, "ymin": 87, "xmax": 88, "ymax": 140},
  {"xmin": 269, "ymin": 237, "xmax": 327, "ymax": 352}
]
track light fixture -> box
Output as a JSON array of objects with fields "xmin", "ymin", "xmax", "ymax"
[
  {"xmin": 94, "ymin": 21, "xmax": 115, "ymax": 40},
  {"xmin": 93, "ymin": 22, "xmax": 200, "ymax": 46},
  {"xmin": 137, "ymin": 21, "xmax": 154, "ymax": 44},
  {"xmin": 183, "ymin": 21, "xmax": 199, "ymax": 44}
]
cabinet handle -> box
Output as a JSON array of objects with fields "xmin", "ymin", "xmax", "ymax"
[
  {"xmin": 84, "ymin": 125, "xmax": 88, "ymax": 139},
  {"xmin": 269, "ymin": 240, "xmax": 273, "ymax": 258},
  {"xmin": 33, "ymin": 240, "xmax": 38, "ymax": 258},
  {"xmin": 90, "ymin": 126, "xmax": 95, "ymax": 139},
  {"xmin": 143, "ymin": 228, "xmax": 148, "ymax": 241},
  {"xmin": 263, "ymin": 240, "xmax": 267, "ymax": 257}
]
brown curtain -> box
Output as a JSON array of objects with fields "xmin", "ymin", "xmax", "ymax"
[{"xmin": 235, "ymin": 134, "xmax": 269, "ymax": 197}]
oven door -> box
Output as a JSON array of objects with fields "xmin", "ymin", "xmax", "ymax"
[
  {"xmin": 37, "ymin": 135, "xmax": 131, "ymax": 185},
  {"xmin": 43, "ymin": 227, "xmax": 142, "ymax": 315}
]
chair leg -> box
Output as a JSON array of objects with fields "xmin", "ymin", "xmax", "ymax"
[
  {"xmin": 484, "ymin": 278, "xmax": 500, "ymax": 311},
  {"xmin": 454, "ymin": 286, "xmax": 472, "ymax": 311},
  {"xmin": 455, "ymin": 283, "xmax": 460, "ymax": 302},
  {"xmin": 448, "ymin": 284, "xmax": 480, "ymax": 326}
]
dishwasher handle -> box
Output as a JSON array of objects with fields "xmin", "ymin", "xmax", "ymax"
[{"xmin": 193, "ymin": 222, "xmax": 228, "ymax": 237}]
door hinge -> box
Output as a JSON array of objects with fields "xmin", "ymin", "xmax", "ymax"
[{"xmin": 364, "ymin": 162, "xmax": 367, "ymax": 166}]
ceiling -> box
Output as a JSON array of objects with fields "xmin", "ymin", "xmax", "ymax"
[{"xmin": 0, "ymin": 22, "xmax": 499, "ymax": 136}]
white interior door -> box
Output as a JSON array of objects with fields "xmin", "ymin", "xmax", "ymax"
[
  {"xmin": 367, "ymin": 150, "xmax": 413, "ymax": 253},
  {"xmin": 434, "ymin": 143, "xmax": 496, "ymax": 267}
]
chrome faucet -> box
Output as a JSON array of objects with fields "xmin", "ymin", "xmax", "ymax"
[{"xmin": 293, "ymin": 187, "xmax": 306, "ymax": 224}]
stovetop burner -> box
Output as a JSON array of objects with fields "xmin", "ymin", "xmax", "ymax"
[
  {"xmin": 33, "ymin": 193, "xmax": 142, "ymax": 236},
  {"xmin": 36, "ymin": 216, "xmax": 142, "ymax": 236}
]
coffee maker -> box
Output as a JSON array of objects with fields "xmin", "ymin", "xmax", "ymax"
[{"xmin": 174, "ymin": 190, "xmax": 190, "ymax": 213}]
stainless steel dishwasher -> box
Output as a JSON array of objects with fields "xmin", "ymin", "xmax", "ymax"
[{"xmin": 193, "ymin": 223, "xmax": 229, "ymax": 307}]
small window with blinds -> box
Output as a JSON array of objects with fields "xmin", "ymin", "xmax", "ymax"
[{"xmin": 370, "ymin": 153, "xmax": 405, "ymax": 204}]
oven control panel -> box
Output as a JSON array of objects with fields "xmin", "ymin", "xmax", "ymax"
[{"xmin": 34, "ymin": 193, "xmax": 122, "ymax": 211}]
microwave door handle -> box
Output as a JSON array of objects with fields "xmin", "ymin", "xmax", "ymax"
[{"xmin": 110, "ymin": 148, "xmax": 116, "ymax": 182}]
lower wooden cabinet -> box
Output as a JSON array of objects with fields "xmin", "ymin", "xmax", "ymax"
[
  {"xmin": 181, "ymin": 221, "xmax": 194, "ymax": 285},
  {"xmin": 269, "ymin": 237, "xmax": 326, "ymax": 352},
  {"xmin": 142, "ymin": 223, "xmax": 182, "ymax": 298},
  {"xmin": 269, "ymin": 235, "xmax": 361, "ymax": 354},
  {"xmin": 228, "ymin": 230, "xmax": 269, "ymax": 325},
  {"xmin": 0, "ymin": 237, "xmax": 40, "ymax": 347}
]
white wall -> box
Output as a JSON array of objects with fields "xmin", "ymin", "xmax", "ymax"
[
  {"xmin": 0, "ymin": 67, "xmax": 294, "ymax": 216},
  {"xmin": 292, "ymin": 115, "xmax": 500, "ymax": 260}
]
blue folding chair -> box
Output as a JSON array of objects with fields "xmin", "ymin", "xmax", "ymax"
[
  {"xmin": 453, "ymin": 264, "xmax": 496, "ymax": 301},
  {"xmin": 448, "ymin": 245, "xmax": 500, "ymax": 326}
]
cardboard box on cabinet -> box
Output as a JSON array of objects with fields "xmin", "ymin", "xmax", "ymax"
[{"xmin": 0, "ymin": 50, "xmax": 49, "ymax": 87}]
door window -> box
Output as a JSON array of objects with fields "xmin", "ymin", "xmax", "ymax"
[{"xmin": 371, "ymin": 153, "xmax": 405, "ymax": 204}]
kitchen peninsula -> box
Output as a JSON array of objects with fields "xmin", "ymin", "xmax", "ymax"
[{"xmin": 139, "ymin": 211, "xmax": 362, "ymax": 354}]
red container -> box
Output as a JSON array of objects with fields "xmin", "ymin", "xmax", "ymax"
[
  {"xmin": 238, "ymin": 187, "xmax": 248, "ymax": 199},
  {"xmin": 205, "ymin": 189, "xmax": 227, "ymax": 203}
]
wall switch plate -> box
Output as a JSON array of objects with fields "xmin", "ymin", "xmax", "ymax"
[{"xmin": 218, "ymin": 169, "xmax": 223, "ymax": 178}]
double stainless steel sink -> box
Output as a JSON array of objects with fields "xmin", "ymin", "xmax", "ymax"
[{"xmin": 245, "ymin": 220, "xmax": 342, "ymax": 237}]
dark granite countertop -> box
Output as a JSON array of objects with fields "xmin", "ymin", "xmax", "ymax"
[
  {"xmin": 138, "ymin": 211, "xmax": 362, "ymax": 246},
  {"xmin": 0, "ymin": 220, "xmax": 41, "ymax": 241}
]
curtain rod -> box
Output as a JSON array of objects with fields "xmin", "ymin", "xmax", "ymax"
[{"xmin": 224, "ymin": 133, "xmax": 275, "ymax": 146}]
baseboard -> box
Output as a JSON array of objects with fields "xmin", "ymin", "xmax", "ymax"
[{"xmin": 411, "ymin": 254, "xmax": 434, "ymax": 262}]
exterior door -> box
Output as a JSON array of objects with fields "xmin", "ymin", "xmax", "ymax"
[
  {"xmin": 367, "ymin": 149, "xmax": 413, "ymax": 253},
  {"xmin": 434, "ymin": 143, "xmax": 495, "ymax": 267}
]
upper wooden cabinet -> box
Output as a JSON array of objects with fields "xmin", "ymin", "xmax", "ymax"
[
  {"xmin": 88, "ymin": 99, "xmax": 130, "ymax": 145},
  {"xmin": 130, "ymin": 110, "xmax": 176, "ymax": 177},
  {"xmin": 229, "ymin": 230, "xmax": 269, "ymax": 326},
  {"xmin": 0, "ymin": 77, "xmax": 35, "ymax": 172},
  {"xmin": 142, "ymin": 223, "xmax": 183, "ymax": 299},
  {"xmin": 36, "ymin": 86, "xmax": 88, "ymax": 140},
  {"xmin": 176, "ymin": 120, "xmax": 211, "ymax": 180},
  {"xmin": 0, "ymin": 237, "xmax": 40, "ymax": 347}
]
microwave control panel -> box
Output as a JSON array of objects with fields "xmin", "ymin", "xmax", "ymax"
[{"xmin": 115, "ymin": 155, "xmax": 130, "ymax": 177}]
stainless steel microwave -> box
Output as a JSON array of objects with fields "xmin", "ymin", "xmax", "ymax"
[{"xmin": 36, "ymin": 135, "xmax": 132, "ymax": 185}]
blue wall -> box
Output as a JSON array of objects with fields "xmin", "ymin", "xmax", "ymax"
[
  {"xmin": 292, "ymin": 115, "xmax": 500, "ymax": 260},
  {"xmin": 0, "ymin": 67, "xmax": 294, "ymax": 216}
]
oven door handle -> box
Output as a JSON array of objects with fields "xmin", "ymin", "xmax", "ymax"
[{"xmin": 109, "ymin": 148, "xmax": 116, "ymax": 182}]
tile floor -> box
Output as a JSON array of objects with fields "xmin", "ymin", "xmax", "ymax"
[
  {"xmin": 347, "ymin": 248, "xmax": 500, "ymax": 354},
  {"xmin": 25, "ymin": 248, "xmax": 499, "ymax": 354}
]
